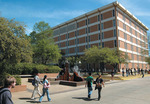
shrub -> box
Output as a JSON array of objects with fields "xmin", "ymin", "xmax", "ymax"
[
  {"xmin": 0, "ymin": 73, "xmax": 21, "ymax": 86},
  {"xmin": 13, "ymin": 75, "xmax": 21, "ymax": 85}
]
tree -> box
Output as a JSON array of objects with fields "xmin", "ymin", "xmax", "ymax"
[
  {"xmin": 0, "ymin": 17, "xmax": 33, "ymax": 74},
  {"xmin": 29, "ymin": 21, "xmax": 61, "ymax": 64},
  {"xmin": 84, "ymin": 46, "xmax": 118, "ymax": 73}
]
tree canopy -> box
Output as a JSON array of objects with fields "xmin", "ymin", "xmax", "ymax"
[
  {"xmin": 29, "ymin": 21, "xmax": 61, "ymax": 64},
  {"xmin": 0, "ymin": 17, "xmax": 33, "ymax": 74}
]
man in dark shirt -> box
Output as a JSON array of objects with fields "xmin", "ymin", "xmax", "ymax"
[
  {"xmin": 95, "ymin": 74, "xmax": 105, "ymax": 101},
  {"xmin": 0, "ymin": 76, "xmax": 16, "ymax": 104}
]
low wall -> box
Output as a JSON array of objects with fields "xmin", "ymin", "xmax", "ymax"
[
  {"xmin": 11, "ymin": 85, "xmax": 27, "ymax": 92},
  {"xmin": 39, "ymin": 73, "xmax": 58, "ymax": 78}
]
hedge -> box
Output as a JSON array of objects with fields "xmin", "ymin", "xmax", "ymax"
[
  {"xmin": 14, "ymin": 63, "xmax": 61, "ymax": 75},
  {"xmin": 0, "ymin": 73, "xmax": 21, "ymax": 86}
]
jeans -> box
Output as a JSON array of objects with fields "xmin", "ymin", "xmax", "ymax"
[
  {"xmin": 39, "ymin": 88, "xmax": 51, "ymax": 102},
  {"xmin": 98, "ymin": 87, "xmax": 102, "ymax": 100},
  {"xmin": 88, "ymin": 87, "xmax": 93, "ymax": 98}
]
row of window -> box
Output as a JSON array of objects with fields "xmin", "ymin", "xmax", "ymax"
[
  {"xmin": 54, "ymin": 10, "xmax": 116, "ymax": 36},
  {"xmin": 117, "ymin": 11, "xmax": 146, "ymax": 35},
  {"xmin": 58, "ymin": 40, "xmax": 117, "ymax": 48},
  {"xmin": 118, "ymin": 30, "xmax": 147, "ymax": 45},
  {"xmin": 119, "ymin": 40, "xmax": 147, "ymax": 53}
]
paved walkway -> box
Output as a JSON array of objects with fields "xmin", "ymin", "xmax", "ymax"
[{"xmin": 12, "ymin": 74, "xmax": 150, "ymax": 104}]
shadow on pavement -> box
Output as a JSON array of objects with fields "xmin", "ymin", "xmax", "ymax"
[
  {"xmin": 19, "ymin": 97, "xmax": 31, "ymax": 100},
  {"xmin": 72, "ymin": 97, "xmax": 97, "ymax": 101}
]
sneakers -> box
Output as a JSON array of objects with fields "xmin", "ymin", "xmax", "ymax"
[{"xmin": 31, "ymin": 97, "xmax": 35, "ymax": 100}]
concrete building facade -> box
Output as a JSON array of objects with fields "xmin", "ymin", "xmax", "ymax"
[{"xmin": 52, "ymin": 1, "xmax": 149, "ymax": 72}]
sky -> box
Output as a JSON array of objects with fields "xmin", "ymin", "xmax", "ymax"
[{"xmin": 0, "ymin": 0, "xmax": 150, "ymax": 35}]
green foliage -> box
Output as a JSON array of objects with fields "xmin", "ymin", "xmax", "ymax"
[
  {"xmin": 13, "ymin": 63, "xmax": 61, "ymax": 74},
  {"xmin": 13, "ymin": 75, "xmax": 21, "ymax": 85},
  {"xmin": 35, "ymin": 64, "xmax": 61, "ymax": 73},
  {"xmin": 145, "ymin": 57, "xmax": 150, "ymax": 65},
  {"xmin": 0, "ymin": 73, "xmax": 21, "ymax": 86},
  {"xmin": 0, "ymin": 17, "xmax": 33, "ymax": 74},
  {"xmin": 29, "ymin": 21, "xmax": 61, "ymax": 64}
]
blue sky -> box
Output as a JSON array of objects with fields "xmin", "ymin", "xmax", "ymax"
[{"xmin": 0, "ymin": 0, "xmax": 150, "ymax": 35}]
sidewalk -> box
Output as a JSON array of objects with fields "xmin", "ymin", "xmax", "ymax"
[{"xmin": 12, "ymin": 74, "xmax": 150, "ymax": 104}]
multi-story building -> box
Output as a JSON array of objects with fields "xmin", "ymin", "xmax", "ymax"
[{"xmin": 52, "ymin": 1, "xmax": 149, "ymax": 72}]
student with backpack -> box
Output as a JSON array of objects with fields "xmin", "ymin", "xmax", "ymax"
[
  {"xmin": 95, "ymin": 74, "xmax": 105, "ymax": 101},
  {"xmin": 0, "ymin": 76, "xmax": 16, "ymax": 104},
  {"xmin": 31, "ymin": 72, "xmax": 42, "ymax": 100},
  {"xmin": 85, "ymin": 72, "xmax": 93, "ymax": 99},
  {"xmin": 39, "ymin": 75, "xmax": 51, "ymax": 103}
]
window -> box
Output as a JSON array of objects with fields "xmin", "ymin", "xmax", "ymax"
[
  {"xmin": 77, "ymin": 23, "xmax": 79, "ymax": 28},
  {"xmin": 86, "ymin": 45, "xmax": 88, "ymax": 49},
  {"xmin": 68, "ymin": 41, "xmax": 69, "ymax": 46},
  {"xmin": 124, "ymin": 42, "xmax": 127, "ymax": 49},
  {"xmin": 98, "ymin": 33, "xmax": 101, "ymax": 40},
  {"xmin": 86, "ymin": 36, "xmax": 88, "ymax": 42},
  {"xmin": 77, "ymin": 39, "xmax": 79, "ymax": 44},
  {"xmin": 113, "ymin": 20, "xmax": 116, "ymax": 26},
  {"xmin": 114, "ymin": 29, "xmax": 116, "ymax": 37},
  {"xmin": 65, "ymin": 49, "xmax": 68, "ymax": 54},
  {"xmin": 136, "ymin": 47, "xmax": 138, "ymax": 52},
  {"xmin": 68, "ymin": 33, "xmax": 69, "ymax": 38},
  {"xmin": 66, "ymin": 34, "xmax": 67, "ymax": 39},
  {"xmin": 75, "ymin": 31, "xmax": 76, "ymax": 36},
  {"xmin": 123, "ymin": 16, "xmax": 125, "ymax": 21},
  {"xmin": 68, "ymin": 49, "xmax": 69, "ymax": 54},
  {"xmin": 102, "ymin": 32, "xmax": 104, "ymax": 39},
  {"xmin": 101, "ymin": 14, "xmax": 103, "ymax": 20},
  {"xmin": 75, "ymin": 39, "xmax": 76, "ymax": 44},
  {"xmin": 102, "ymin": 42, "xmax": 104, "ymax": 48},
  {"xmin": 85, "ymin": 28, "xmax": 87, "ymax": 33},
  {"xmin": 99, "ymin": 42, "xmax": 101, "ymax": 46},
  {"xmin": 136, "ymin": 39, "xmax": 138, "ymax": 44},
  {"xmin": 88, "ymin": 27, "xmax": 90, "ymax": 33},
  {"xmin": 85, "ymin": 19, "xmax": 87, "ymax": 25},
  {"xmin": 118, "ymin": 30, "xmax": 119, "ymax": 37},
  {"xmin": 98, "ymin": 15, "xmax": 100, "ymax": 21},
  {"xmin": 124, "ymin": 33, "xmax": 127, "ymax": 40},
  {"xmin": 135, "ymin": 31, "xmax": 137, "ymax": 37},
  {"xmin": 77, "ymin": 30, "xmax": 79, "ymax": 36},
  {"xmin": 114, "ymin": 40, "xmax": 117, "ymax": 47},
  {"xmin": 98, "ymin": 24, "xmax": 100, "ymax": 30},
  {"xmin": 130, "ymin": 28, "xmax": 132, "ymax": 34},
  {"xmin": 130, "ymin": 36, "xmax": 133, "ymax": 42},
  {"xmin": 123, "ymin": 24, "xmax": 126, "ymax": 30},
  {"xmin": 88, "ymin": 19, "xmax": 90, "ymax": 24},
  {"xmin": 89, "ymin": 36, "xmax": 90, "ymax": 42},
  {"xmin": 129, "ymin": 20, "xmax": 131, "ymax": 25},
  {"xmin": 112, "ymin": 10, "xmax": 115, "ymax": 16},
  {"xmin": 137, "ymin": 55, "xmax": 139, "ymax": 60},
  {"xmin": 58, "ymin": 37, "xmax": 59, "ymax": 41},
  {"xmin": 89, "ymin": 44, "xmax": 91, "ymax": 48},
  {"xmin": 101, "ymin": 23, "xmax": 104, "ymax": 30},
  {"xmin": 131, "ymin": 45, "xmax": 133, "ymax": 51},
  {"xmin": 77, "ymin": 47, "xmax": 79, "ymax": 52}
]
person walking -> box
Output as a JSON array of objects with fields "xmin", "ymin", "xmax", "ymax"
[
  {"xmin": 31, "ymin": 72, "xmax": 42, "ymax": 100},
  {"xmin": 0, "ymin": 76, "xmax": 16, "ymax": 104},
  {"xmin": 85, "ymin": 72, "xmax": 93, "ymax": 99},
  {"xmin": 141, "ymin": 69, "xmax": 144, "ymax": 78},
  {"xmin": 122, "ymin": 68, "xmax": 125, "ymax": 77},
  {"xmin": 95, "ymin": 74, "xmax": 105, "ymax": 101},
  {"xmin": 111, "ymin": 70, "xmax": 114, "ymax": 80},
  {"xmin": 39, "ymin": 75, "xmax": 51, "ymax": 103}
]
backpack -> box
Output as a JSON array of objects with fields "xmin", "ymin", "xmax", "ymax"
[{"xmin": 32, "ymin": 79, "xmax": 35, "ymax": 86}]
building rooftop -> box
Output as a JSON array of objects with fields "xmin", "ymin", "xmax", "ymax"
[{"xmin": 52, "ymin": 1, "xmax": 148, "ymax": 31}]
